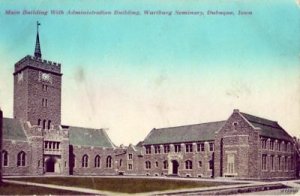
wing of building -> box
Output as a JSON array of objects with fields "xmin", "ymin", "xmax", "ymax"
[{"xmin": 1, "ymin": 24, "xmax": 298, "ymax": 179}]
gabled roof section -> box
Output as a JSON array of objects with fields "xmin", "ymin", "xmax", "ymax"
[
  {"xmin": 143, "ymin": 121, "xmax": 226, "ymax": 145},
  {"xmin": 240, "ymin": 112, "xmax": 292, "ymax": 141},
  {"xmin": 3, "ymin": 118, "xmax": 27, "ymax": 141},
  {"xmin": 67, "ymin": 126, "xmax": 115, "ymax": 148}
]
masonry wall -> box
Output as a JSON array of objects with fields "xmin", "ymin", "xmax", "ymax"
[
  {"xmin": 214, "ymin": 111, "xmax": 260, "ymax": 179},
  {"xmin": 2, "ymin": 140, "xmax": 31, "ymax": 176},
  {"xmin": 14, "ymin": 57, "xmax": 62, "ymax": 127},
  {"xmin": 70, "ymin": 145, "xmax": 116, "ymax": 175},
  {"xmin": 140, "ymin": 142, "xmax": 214, "ymax": 178}
]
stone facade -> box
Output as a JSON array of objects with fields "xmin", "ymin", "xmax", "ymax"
[{"xmin": 1, "ymin": 27, "xmax": 299, "ymax": 180}]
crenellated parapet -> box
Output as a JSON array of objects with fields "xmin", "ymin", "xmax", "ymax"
[
  {"xmin": 14, "ymin": 55, "xmax": 61, "ymax": 75},
  {"xmin": 43, "ymin": 127, "xmax": 69, "ymax": 141}
]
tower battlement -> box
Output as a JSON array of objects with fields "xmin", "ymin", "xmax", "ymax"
[{"xmin": 14, "ymin": 55, "xmax": 61, "ymax": 75}]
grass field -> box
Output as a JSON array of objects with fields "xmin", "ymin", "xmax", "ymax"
[
  {"xmin": 11, "ymin": 177, "xmax": 235, "ymax": 193},
  {"xmin": 0, "ymin": 182, "xmax": 85, "ymax": 195}
]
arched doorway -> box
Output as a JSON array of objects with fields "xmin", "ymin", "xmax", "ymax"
[
  {"xmin": 45, "ymin": 157, "xmax": 55, "ymax": 172},
  {"xmin": 172, "ymin": 160, "xmax": 179, "ymax": 175}
]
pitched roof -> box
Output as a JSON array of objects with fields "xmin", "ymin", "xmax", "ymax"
[
  {"xmin": 143, "ymin": 121, "xmax": 226, "ymax": 145},
  {"xmin": 241, "ymin": 112, "xmax": 293, "ymax": 141},
  {"xmin": 3, "ymin": 118, "xmax": 27, "ymax": 141},
  {"xmin": 67, "ymin": 125, "xmax": 115, "ymax": 148}
]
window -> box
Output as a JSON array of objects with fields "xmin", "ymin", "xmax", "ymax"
[
  {"xmin": 278, "ymin": 142, "xmax": 281, "ymax": 151},
  {"xmin": 163, "ymin": 160, "xmax": 168, "ymax": 169},
  {"xmin": 209, "ymin": 143, "xmax": 214, "ymax": 151},
  {"xmin": 227, "ymin": 154, "xmax": 235, "ymax": 174},
  {"xmin": 128, "ymin": 164, "xmax": 133, "ymax": 170},
  {"xmin": 38, "ymin": 119, "xmax": 41, "ymax": 126},
  {"xmin": 284, "ymin": 156, "xmax": 288, "ymax": 171},
  {"xmin": 198, "ymin": 161, "xmax": 202, "ymax": 167},
  {"xmin": 155, "ymin": 161, "xmax": 158, "ymax": 167},
  {"xmin": 186, "ymin": 144, "xmax": 193, "ymax": 153},
  {"xmin": 197, "ymin": 143, "xmax": 205, "ymax": 152},
  {"xmin": 283, "ymin": 142, "xmax": 287, "ymax": 151},
  {"xmin": 120, "ymin": 159, "xmax": 123, "ymax": 167},
  {"xmin": 261, "ymin": 139, "xmax": 267, "ymax": 149},
  {"xmin": 270, "ymin": 140, "xmax": 274, "ymax": 150},
  {"xmin": 278, "ymin": 156, "xmax": 281, "ymax": 170},
  {"xmin": 106, "ymin": 156, "xmax": 112, "ymax": 168},
  {"xmin": 271, "ymin": 155, "xmax": 274, "ymax": 170},
  {"xmin": 17, "ymin": 151, "xmax": 26, "ymax": 166},
  {"xmin": 164, "ymin": 145, "xmax": 170, "ymax": 153},
  {"xmin": 175, "ymin": 144, "xmax": 181, "ymax": 153},
  {"xmin": 95, "ymin": 155, "xmax": 101, "ymax": 168},
  {"xmin": 154, "ymin": 145, "xmax": 161, "ymax": 154},
  {"xmin": 82, "ymin": 154, "xmax": 88, "ymax": 168},
  {"xmin": 145, "ymin": 161, "xmax": 151, "ymax": 169},
  {"xmin": 128, "ymin": 154, "xmax": 133, "ymax": 160},
  {"xmin": 48, "ymin": 120, "xmax": 51, "ymax": 129},
  {"xmin": 209, "ymin": 160, "xmax": 214, "ymax": 170},
  {"xmin": 42, "ymin": 98, "xmax": 48, "ymax": 107},
  {"xmin": 43, "ymin": 84, "xmax": 48, "ymax": 92},
  {"xmin": 2, "ymin": 150, "xmax": 8, "ymax": 166},
  {"xmin": 185, "ymin": 160, "xmax": 192, "ymax": 169},
  {"xmin": 291, "ymin": 156, "xmax": 294, "ymax": 170},
  {"xmin": 145, "ymin": 146, "xmax": 151, "ymax": 154},
  {"xmin": 262, "ymin": 154, "xmax": 267, "ymax": 170},
  {"xmin": 43, "ymin": 119, "xmax": 46, "ymax": 129}
]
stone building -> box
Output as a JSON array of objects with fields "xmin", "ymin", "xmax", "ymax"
[{"xmin": 1, "ymin": 23, "xmax": 298, "ymax": 179}]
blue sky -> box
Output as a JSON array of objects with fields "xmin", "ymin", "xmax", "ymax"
[{"xmin": 0, "ymin": 0, "xmax": 299, "ymax": 145}]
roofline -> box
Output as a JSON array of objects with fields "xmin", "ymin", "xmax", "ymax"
[
  {"xmin": 63, "ymin": 124, "xmax": 105, "ymax": 131},
  {"xmin": 238, "ymin": 112, "xmax": 261, "ymax": 130},
  {"xmin": 143, "ymin": 139, "xmax": 215, "ymax": 146},
  {"xmin": 154, "ymin": 120, "xmax": 226, "ymax": 130}
]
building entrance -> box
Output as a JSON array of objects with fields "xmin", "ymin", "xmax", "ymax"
[
  {"xmin": 45, "ymin": 157, "xmax": 55, "ymax": 172},
  {"xmin": 45, "ymin": 156, "xmax": 60, "ymax": 173},
  {"xmin": 172, "ymin": 160, "xmax": 179, "ymax": 175}
]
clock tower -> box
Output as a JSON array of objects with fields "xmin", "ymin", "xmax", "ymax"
[{"xmin": 13, "ymin": 22, "xmax": 62, "ymax": 128}]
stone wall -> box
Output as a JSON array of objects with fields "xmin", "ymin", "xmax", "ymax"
[
  {"xmin": 70, "ymin": 145, "xmax": 116, "ymax": 175},
  {"xmin": 13, "ymin": 57, "xmax": 62, "ymax": 127},
  {"xmin": 2, "ymin": 140, "xmax": 31, "ymax": 176},
  {"xmin": 141, "ymin": 142, "xmax": 214, "ymax": 178}
]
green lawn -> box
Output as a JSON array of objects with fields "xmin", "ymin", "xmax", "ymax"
[
  {"xmin": 11, "ymin": 177, "xmax": 235, "ymax": 193},
  {"xmin": 0, "ymin": 182, "xmax": 85, "ymax": 195}
]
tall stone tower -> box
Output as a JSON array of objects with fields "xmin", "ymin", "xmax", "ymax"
[{"xmin": 13, "ymin": 22, "xmax": 62, "ymax": 128}]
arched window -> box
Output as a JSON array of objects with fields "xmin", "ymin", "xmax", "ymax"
[
  {"xmin": 145, "ymin": 161, "xmax": 151, "ymax": 169},
  {"xmin": 106, "ymin": 156, "xmax": 112, "ymax": 168},
  {"xmin": 120, "ymin": 159, "xmax": 123, "ymax": 167},
  {"xmin": 48, "ymin": 120, "xmax": 51, "ymax": 129},
  {"xmin": 2, "ymin": 150, "xmax": 8, "ymax": 166},
  {"xmin": 17, "ymin": 151, "xmax": 26, "ymax": 166},
  {"xmin": 82, "ymin": 154, "xmax": 88, "ymax": 168},
  {"xmin": 38, "ymin": 119, "xmax": 41, "ymax": 126},
  {"xmin": 185, "ymin": 160, "xmax": 192, "ymax": 169},
  {"xmin": 94, "ymin": 155, "xmax": 101, "ymax": 168},
  {"xmin": 163, "ymin": 160, "xmax": 168, "ymax": 169}
]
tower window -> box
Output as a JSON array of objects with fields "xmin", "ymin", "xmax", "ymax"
[
  {"xmin": 38, "ymin": 119, "xmax": 41, "ymax": 126},
  {"xmin": 48, "ymin": 120, "xmax": 51, "ymax": 129},
  {"xmin": 42, "ymin": 84, "xmax": 48, "ymax": 92},
  {"xmin": 43, "ymin": 120, "xmax": 46, "ymax": 129}
]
